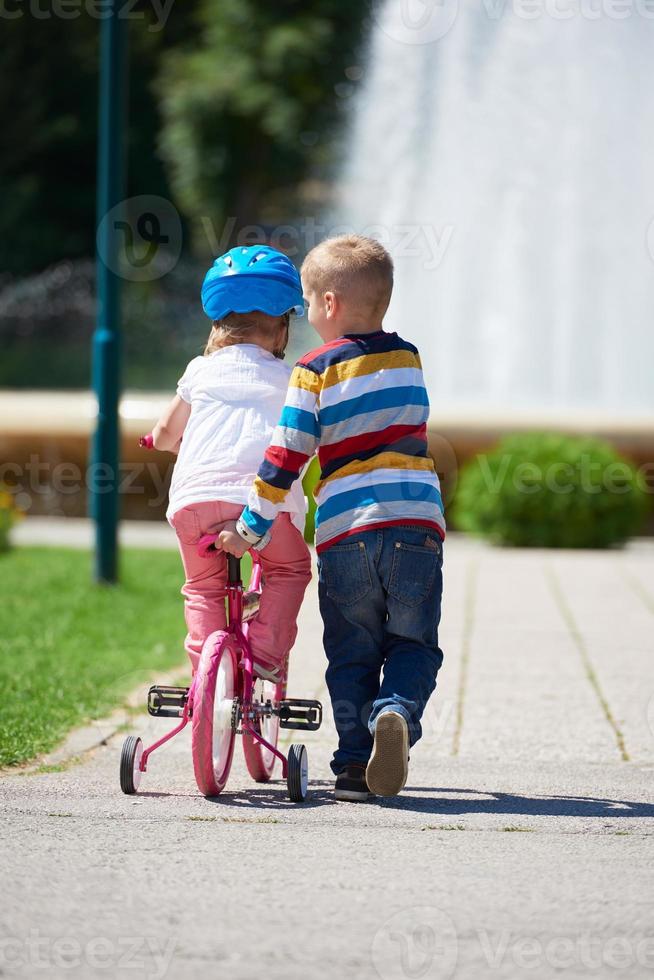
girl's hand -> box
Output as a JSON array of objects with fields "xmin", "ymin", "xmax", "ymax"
[{"xmin": 218, "ymin": 526, "xmax": 250, "ymax": 558}]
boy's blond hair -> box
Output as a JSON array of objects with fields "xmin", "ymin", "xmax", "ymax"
[{"xmin": 301, "ymin": 235, "xmax": 394, "ymax": 321}]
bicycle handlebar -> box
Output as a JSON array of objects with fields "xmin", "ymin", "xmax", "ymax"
[{"xmin": 227, "ymin": 555, "xmax": 241, "ymax": 585}]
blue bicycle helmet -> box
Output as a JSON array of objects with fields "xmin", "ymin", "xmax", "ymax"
[{"xmin": 201, "ymin": 245, "xmax": 304, "ymax": 320}]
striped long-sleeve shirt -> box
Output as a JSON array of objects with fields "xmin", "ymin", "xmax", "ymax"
[{"xmin": 241, "ymin": 329, "xmax": 446, "ymax": 553}]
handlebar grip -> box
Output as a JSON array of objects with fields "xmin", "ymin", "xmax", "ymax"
[
  {"xmin": 227, "ymin": 555, "xmax": 241, "ymax": 585},
  {"xmin": 139, "ymin": 434, "xmax": 154, "ymax": 450}
]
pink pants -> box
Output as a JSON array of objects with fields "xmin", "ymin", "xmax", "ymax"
[{"xmin": 170, "ymin": 501, "xmax": 312, "ymax": 674}]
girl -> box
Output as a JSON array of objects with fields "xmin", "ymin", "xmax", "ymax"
[{"xmin": 152, "ymin": 245, "xmax": 312, "ymax": 681}]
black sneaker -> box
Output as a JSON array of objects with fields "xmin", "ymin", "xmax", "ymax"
[{"xmin": 334, "ymin": 763, "xmax": 372, "ymax": 802}]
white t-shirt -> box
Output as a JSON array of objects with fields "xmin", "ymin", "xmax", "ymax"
[{"xmin": 166, "ymin": 344, "xmax": 307, "ymax": 531}]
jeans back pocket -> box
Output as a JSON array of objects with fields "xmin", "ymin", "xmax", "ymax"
[
  {"xmin": 388, "ymin": 540, "xmax": 441, "ymax": 607},
  {"xmin": 320, "ymin": 540, "xmax": 372, "ymax": 606}
]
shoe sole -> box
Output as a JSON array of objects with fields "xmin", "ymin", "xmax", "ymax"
[
  {"xmin": 334, "ymin": 788, "xmax": 371, "ymax": 802},
  {"xmin": 366, "ymin": 712, "xmax": 409, "ymax": 797}
]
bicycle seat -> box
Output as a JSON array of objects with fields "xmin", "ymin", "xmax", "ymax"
[{"xmin": 197, "ymin": 533, "xmax": 220, "ymax": 559}]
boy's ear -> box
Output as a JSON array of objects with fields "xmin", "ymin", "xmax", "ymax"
[{"xmin": 324, "ymin": 291, "xmax": 337, "ymax": 319}]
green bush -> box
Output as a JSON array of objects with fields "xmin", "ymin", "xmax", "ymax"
[{"xmin": 453, "ymin": 432, "xmax": 649, "ymax": 548}]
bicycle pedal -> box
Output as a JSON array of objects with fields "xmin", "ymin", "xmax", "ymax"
[
  {"xmin": 277, "ymin": 699, "xmax": 322, "ymax": 731},
  {"xmin": 147, "ymin": 685, "xmax": 190, "ymax": 718}
]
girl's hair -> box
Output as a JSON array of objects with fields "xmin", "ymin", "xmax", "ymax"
[{"xmin": 204, "ymin": 310, "xmax": 290, "ymax": 357}]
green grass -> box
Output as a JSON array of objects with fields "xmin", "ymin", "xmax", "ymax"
[{"xmin": 0, "ymin": 547, "xmax": 188, "ymax": 767}]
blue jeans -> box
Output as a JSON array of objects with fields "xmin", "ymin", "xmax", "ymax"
[{"xmin": 317, "ymin": 525, "xmax": 444, "ymax": 775}]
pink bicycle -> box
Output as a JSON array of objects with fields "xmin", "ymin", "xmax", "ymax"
[{"xmin": 119, "ymin": 436, "xmax": 322, "ymax": 802}]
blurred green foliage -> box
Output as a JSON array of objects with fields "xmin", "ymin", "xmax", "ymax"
[
  {"xmin": 0, "ymin": 1, "xmax": 367, "ymax": 278},
  {"xmin": 158, "ymin": 0, "xmax": 366, "ymax": 252},
  {"xmin": 0, "ymin": 2, "xmax": 198, "ymax": 276},
  {"xmin": 0, "ymin": 2, "xmax": 367, "ymax": 388},
  {"xmin": 453, "ymin": 432, "xmax": 649, "ymax": 548}
]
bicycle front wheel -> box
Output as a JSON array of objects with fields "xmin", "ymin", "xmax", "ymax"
[{"xmin": 192, "ymin": 632, "xmax": 238, "ymax": 796}]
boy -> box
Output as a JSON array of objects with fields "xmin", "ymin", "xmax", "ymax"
[{"xmin": 219, "ymin": 235, "xmax": 445, "ymax": 801}]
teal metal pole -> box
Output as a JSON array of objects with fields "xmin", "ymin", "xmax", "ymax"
[{"xmin": 91, "ymin": 3, "xmax": 128, "ymax": 583}]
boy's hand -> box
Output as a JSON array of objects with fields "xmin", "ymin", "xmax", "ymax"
[{"xmin": 218, "ymin": 524, "xmax": 250, "ymax": 558}]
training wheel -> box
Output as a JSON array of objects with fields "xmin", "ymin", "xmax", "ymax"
[
  {"xmin": 287, "ymin": 744, "xmax": 309, "ymax": 803},
  {"xmin": 120, "ymin": 735, "xmax": 144, "ymax": 795}
]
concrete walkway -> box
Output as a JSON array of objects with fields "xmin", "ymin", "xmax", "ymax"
[
  {"xmin": 1, "ymin": 534, "xmax": 654, "ymax": 980},
  {"xmin": 13, "ymin": 515, "xmax": 178, "ymax": 550}
]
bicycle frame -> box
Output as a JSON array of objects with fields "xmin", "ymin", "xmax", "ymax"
[
  {"xmin": 138, "ymin": 547, "xmax": 289, "ymax": 778},
  {"xmin": 227, "ymin": 554, "xmax": 290, "ymax": 779}
]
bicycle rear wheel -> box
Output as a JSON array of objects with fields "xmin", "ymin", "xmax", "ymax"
[
  {"xmin": 192, "ymin": 632, "xmax": 238, "ymax": 796},
  {"xmin": 242, "ymin": 661, "xmax": 287, "ymax": 783}
]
